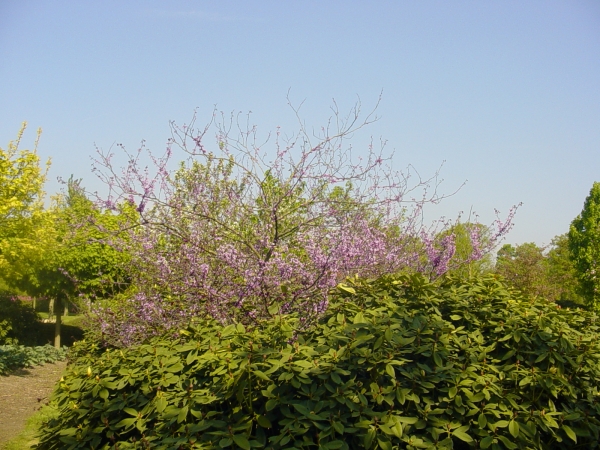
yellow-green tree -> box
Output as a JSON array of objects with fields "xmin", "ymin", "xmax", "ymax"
[
  {"xmin": 0, "ymin": 122, "xmax": 52, "ymax": 292},
  {"xmin": 1, "ymin": 126, "xmax": 131, "ymax": 347}
]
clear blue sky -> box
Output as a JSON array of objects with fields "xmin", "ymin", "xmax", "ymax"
[{"xmin": 1, "ymin": 1, "xmax": 599, "ymax": 247}]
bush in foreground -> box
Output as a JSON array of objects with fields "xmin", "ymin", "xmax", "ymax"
[{"xmin": 37, "ymin": 274, "xmax": 600, "ymax": 449}]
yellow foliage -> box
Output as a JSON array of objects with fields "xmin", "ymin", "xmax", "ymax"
[{"xmin": 0, "ymin": 123, "xmax": 53, "ymax": 285}]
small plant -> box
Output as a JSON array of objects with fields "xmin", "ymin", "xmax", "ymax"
[
  {"xmin": 0, "ymin": 344, "xmax": 68, "ymax": 375},
  {"xmin": 37, "ymin": 274, "xmax": 600, "ymax": 449}
]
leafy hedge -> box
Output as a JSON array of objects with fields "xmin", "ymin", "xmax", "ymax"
[
  {"xmin": 0, "ymin": 344, "xmax": 68, "ymax": 375},
  {"xmin": 37, "ymin": 274, "xmax": 600, "ymax": 449}
]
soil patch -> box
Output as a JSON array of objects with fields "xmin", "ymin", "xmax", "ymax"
[{"xmin": 0, "ymin": 361, "xmax": 67, "ymax": 447}]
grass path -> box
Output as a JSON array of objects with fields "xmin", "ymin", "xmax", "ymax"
[{"xmin": 0, "ymin": 361, "xmax": 67, "ymax": 449}]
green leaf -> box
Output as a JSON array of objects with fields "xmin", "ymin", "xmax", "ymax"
[
  {"xmin": 373, "ymin": 335, "xmax": 384, "ymax": 350},
  {"xmin": 116, "ymin": 417, "xmax": 137, "ymax": 428},
  {"xmin": 325, "ymin": 440, "xmax": 344, "ymax": 449},
  {"xmin": 333, "ymin": 421, "xmax": 344, "ymax": 434},
  {"xmin": 497, "ymin": 435, "xmax": 518, "ymax": 449},
  {"xmin": 480, "ymin": 436, "xmax": 494, "ymax": 449},
  {"xmin": 338, "ymin": 283, "xmax": 356, "ymax": 295},
  {"xmin": 177, "ymin": 405, "xmax": 188, "ymax": 423},
  {"xmin": 156, "ymin": 396, "xmax": 167, "ymax": 413},
  {"xmin": 509, "ymin": 420, "xmax": 519, "ymax": 438},
  {"xmin": 123, "ymin": 407, "xmax": 138, "ymax": 417},
  {"xmin": 563, "ymin": 424, "xmax": 577, "ymax": 443},
  {"xmin": 478, "ymin": 413, "xmax": 487, "ymax": 429},
  {"xmin": 232, "ymin": 434, "xmax": 251, "ymax": 450},
  {"xmin": 452, "ymin": 426, "xmax": 473, "ymax": 443},
  {"xmin": 377, "ymin": 438, "xmax": 392, "ymax": 450},
  {"xmin": 256, "ymin": 415, "xmax": 271, "ymax": 428},
  {"xmin": 293, "ymin": 403, "xmax": 311, "ymax": 416},
  {"xmin": 353, "ymin": 312, "xmax": 366, "ymax": 324},
  {"xmin": 219, "ymin": 438, "xmax": 233, "ymax": 447},
  {"xmin": 519, "ymin": 376, "xmax": 531, "ymax": 386},
  {"xmin": 396, "ymin": 416, "xmax": 418, "ymax": 424},
  {"xmin": 252, "ymin": 370, "xmax": 271, "ymax": 381},
  {"xmin": 364, "ymin": 428, "xmax": 376, "ymax": 448},
  {"xmin": 331, "ymin": 371, "xmax": 342, "ymax": 384},
  {"xmin": 378, "ymin": 424, "xmax": 395, "ymax": 436},
  {"xmin": 385, "ymin": 364, "xmax": 395, "ymax": 379},
  {"xmin": 494, "ymin": 420, "xmax": 509, "ymax": 429},
  {"xmin": 186, "ymin": 350, "xmax": 198, "ymax": 365},
  {"xmin": 384, "ymin": 327, "xmax": 392, "ymax": 342}
]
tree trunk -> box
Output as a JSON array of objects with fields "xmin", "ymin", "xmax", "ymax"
[
  {"xmin": 54, "ymin": 296, "xmax": 62, "ymax": 348},
  {"xmin": 48, "ymin": 298, "xmax": 54, "ymax": 320}
]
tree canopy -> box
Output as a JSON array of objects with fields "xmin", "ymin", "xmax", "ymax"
[
  {"xmin": 0, "ymin": 123, "xmax": 51, "ymax": 289},
  {"xmin": 569, "ymin": 181, "xmax": 600, "ymax": 308}
]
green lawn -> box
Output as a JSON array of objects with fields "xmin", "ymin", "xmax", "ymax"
[{"xmin": 37, "ymin": 313, "xmax": 85, "ymax": 328}]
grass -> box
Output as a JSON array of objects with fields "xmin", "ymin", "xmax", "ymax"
[
  {"xmin": 37, "ymin": 312, "xmax": 85, "ymax": 328},
  {"xmin": 1, "ymin": 404, "xmax": 59, "ymax": 450}
]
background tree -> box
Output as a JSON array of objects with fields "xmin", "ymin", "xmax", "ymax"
[
  {"xmin": 545, "ymin": 234, "xmax": 584, "ymax": 305},
  {"xmin": 0, "ymin": 122, "xmax": 50, "ymax": 290},
  {"xmin": 2, "ymin": 173, "xmax": 131, "ymax": 347},
  {"xmin": 495, "ymin": 242, "xmax": 549, "ymax": 298},
  {"xmin": 32, "ymin": 178, "xmax": 132, "ymax": 347},
  {"xmin": 569, "ymin": 181, "xmax": 600, "ymax": 309}
]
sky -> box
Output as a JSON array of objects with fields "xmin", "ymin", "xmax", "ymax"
[{"xmin": 1, "ymin": 0, "xmax": 599, "ymax": 248}]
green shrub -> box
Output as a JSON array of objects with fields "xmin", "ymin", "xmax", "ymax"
[
  {"xmin": 0, "ymin": 293, "xmax": 42, "ymax": 345},
  {"xmin": 36, "ymin": 274, "xmax": 600, "ymax": 449},
  {"xmin": 0, "ymin": 344, "xmax": 68, "ymax": 375}
]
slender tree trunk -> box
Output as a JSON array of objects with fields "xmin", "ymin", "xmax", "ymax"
[
  {"xmin": 54, "ymin": 296, "xmax": 62, "ymax": 348},
  {"xmin": 48, "ymin": 298, "xmax": 54, "ymax": 320}
]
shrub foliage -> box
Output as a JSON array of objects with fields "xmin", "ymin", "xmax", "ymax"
[
  {"xmin": 37, "ymin": 275, "xmax": 600, "ymax": 449},
  {"xmin": 0, "ymin": 344, "xmax": 68, "ymax": 375}
]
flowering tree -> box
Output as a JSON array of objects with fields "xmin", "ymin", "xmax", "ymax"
[{"xmin": 90, "ymin": 100, "xmax": 517, "ymax": 346}]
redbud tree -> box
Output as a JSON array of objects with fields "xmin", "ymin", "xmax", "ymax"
[{"xmin": 88, "ymin": 100, "xmax": 517, "ymax": 347}]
